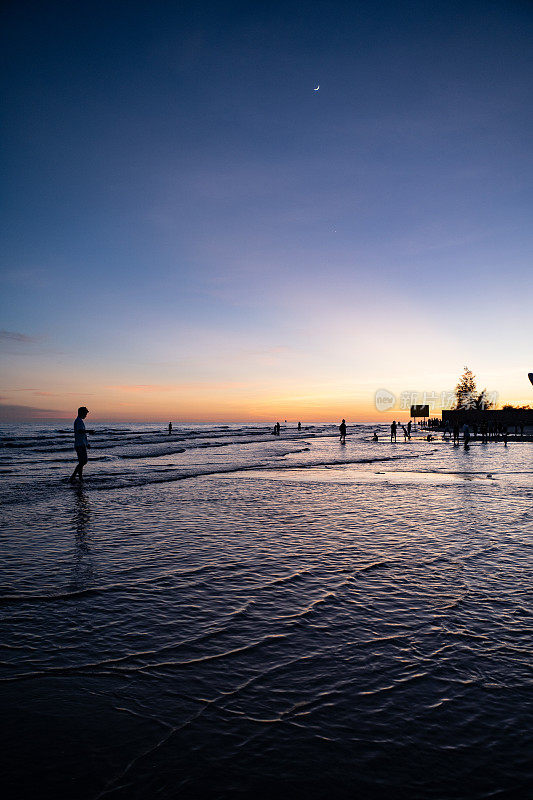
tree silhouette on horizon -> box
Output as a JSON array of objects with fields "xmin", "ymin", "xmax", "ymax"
[{"xmin": 455, "ymin": 366, "xmax": 494, "ymax": 411}]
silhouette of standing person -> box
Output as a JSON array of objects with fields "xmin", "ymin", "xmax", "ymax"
[
  {"xmin": 390, "ymin": 420, "xmax": 397, "ymax": 442},
  {"xmin": 453, "ymin": 422, "xmax": 460, "ymax": 445},
  {"xmin": 407, "ymin": 420, "xmax": 412, "ymax": 438},
  {"xmin": 168, "ymin": 421, "xmax": 173, "ymax": 435},
  {"xmin": 298, "ymin": 421, "xmax": 301, "ymax": 431},
  {"xmin": 70, "ymin": 407, "xmax": 90, "ymax": 482},
  {"xmin": 339, "ymin": 418, "xmax": 347, "ymax": 444}
]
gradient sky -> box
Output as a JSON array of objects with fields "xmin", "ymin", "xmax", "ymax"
[{"xmin": 1, "ymin": 0, "xmax": 532, "ymax": 422}]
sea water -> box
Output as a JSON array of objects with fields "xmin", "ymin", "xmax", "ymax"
[{"xmin": 1, "ymin": 422, "xmax": 532, "ymax": 799}]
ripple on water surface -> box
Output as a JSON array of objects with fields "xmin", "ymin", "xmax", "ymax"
[{"xmin": 1, "ymin": 432, "xmax": 532, "ymax": 799}]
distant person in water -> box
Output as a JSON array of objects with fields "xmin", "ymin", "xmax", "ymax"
[
  {"xmin": 372, "ymin": 431, "xmax": 378, "ymax": 442},
  {"xmin": 401, "ymin": 424, "xmax": 408, "ymax": 441},
  {"xmin": 298, "ymin": 421, "xmax": 301, "ymax": 431},
  {"xmin": 339, "ymin": 418, "xmax": 347, "ymax": 444},
  {"xmin": 168, "ymin": 421, "xmax": 173, "ymax": 435},
  {"xmin": 463, "ymin": 423, "xmax": 471, "ymax": 447},
  {"xmin": 390, "ymin": 420, "xmax": 397, "ymax": 442},
  {"xmin": 276, "ymin": 422, "xmax": 281, "ymax": 435},
  {"xmin": 407, "ymin": 420, "xmax": 412, "ymax": 438},
  {"xmin": 70, "ymin": 407, "xmax": 90, "ymax": 482},
  {"xmin": 453, "ymin": 422, "xmax": 460, "ymax": 445}
]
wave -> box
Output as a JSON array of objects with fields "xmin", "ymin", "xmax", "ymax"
[
  {"xmin": 56, "ymin": 452, "xmax": 423, "ymax": 492},
  {"xmin": 119, "ymin": 448, "xmax": 186, "ymax": 459},
  {"xmin": 1, "ymin": 423, "xmax": 458, "ymax": 508},
  {"xmin": 0, "ymin": 450, "xmax": 425, "ymax": 505},
  {"xmin": 0, "ymin": 562, "xmax": 222, "ymax": 606},
  {"xmin": 0, "ymin": 426, "xmax": 314, "ymax": 454}
]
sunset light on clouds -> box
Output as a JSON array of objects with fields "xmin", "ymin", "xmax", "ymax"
[{"xmin": 1, "ymin": 0, "xmax": 532, "ymax": 422}]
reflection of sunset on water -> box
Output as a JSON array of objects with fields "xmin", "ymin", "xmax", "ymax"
[{"xmin": 1, "ymin": 1, "xmax": 532, "ymax": 797}]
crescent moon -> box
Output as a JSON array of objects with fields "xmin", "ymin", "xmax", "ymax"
[{"xmin": 314, "ymin": 85, "xmax": 320, "ymax": 91}]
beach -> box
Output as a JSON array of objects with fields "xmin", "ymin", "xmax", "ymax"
[{"xmin": 1, "ymin": 423, "xmax": 532, "ymax": 799}]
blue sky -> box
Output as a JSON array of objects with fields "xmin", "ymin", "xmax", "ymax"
[{"xmin": 1, "ymin": 0, "xmax": 532, "ymax": 420}]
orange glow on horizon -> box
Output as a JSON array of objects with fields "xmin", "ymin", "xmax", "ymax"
[{"xmin": 2, "ymin": 384, "xmax": 532, "ymax": 424}]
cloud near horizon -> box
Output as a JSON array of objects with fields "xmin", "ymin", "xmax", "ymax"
[
  {"xmin": 106, "ymin": 381, "xmax": 252, "ymax": 393},
  {"xmin": 0, "ymin": 330, "xmax": 37, "ymax": 343},
  {"xmin": 0, "ymin": 403, "xmax": 63, "ymax": 421}
]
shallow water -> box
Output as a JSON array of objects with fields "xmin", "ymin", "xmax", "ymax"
[{"xmin": 1, "ymin": 423, "xmax": 532, "ymax": 799}]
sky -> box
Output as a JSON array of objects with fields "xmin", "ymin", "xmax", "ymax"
[{"xmin": 1, "ymin": 0, "xmax": 532, "ymax": 422}]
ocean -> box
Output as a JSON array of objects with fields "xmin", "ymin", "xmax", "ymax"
[{"xmin": 1, "ymin": 422, "xmax": 532, "ymax": 799}]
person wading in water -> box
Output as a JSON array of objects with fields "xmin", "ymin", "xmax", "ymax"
[
  {"xmin": 339, "ymin": 418, "xmax": 347, "ymax": 444},
  {"xmin": 70, "ymin": 406, "xmax": 91, "ymax": 482}
]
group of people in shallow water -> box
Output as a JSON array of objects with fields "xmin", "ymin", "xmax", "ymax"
[
  {"xmin": 338, "ymin": 419, "xmax": 415, "ymax": 445},
  {"xmin": 171, "ymin": 420, "xmax": 307, "ymax": 438},
  {"xmin": 168, "ymin": 420, "xmax": 307, "ymax": 437},
  {"xmin": 272, "ymin": 421, "xmax": 302, "ymax": 435},
  {"xmin": 443, "ymin": 420, "xmax": 510, "ymax": 445},
  {"xmin": 70, "ymin": 409, "xmax": 507, "ymax": 482},
  {"xmin": 388, "ymin": 420, "xmax": 412, "ymax": 442},
  {"xmin": 339, "ymin": 418, "xmax": 481, "ymax": 448}
]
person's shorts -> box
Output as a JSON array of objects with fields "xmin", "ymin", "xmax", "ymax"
[{"xmin": 75, "ymin": 446, "xmax": 88, "ymax": 465}]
